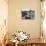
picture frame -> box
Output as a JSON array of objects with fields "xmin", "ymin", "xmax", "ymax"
[{"xmin": 21, "ymin": 9, "xmax": 35, "ymax": 20}]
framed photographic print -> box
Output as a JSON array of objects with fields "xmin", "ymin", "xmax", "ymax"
[{"xmin": 21, "ymin": 9, "xmax": 35, "ymax": 20}]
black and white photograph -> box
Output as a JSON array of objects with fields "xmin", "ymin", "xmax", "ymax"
[{"xmin": 21, "ymin": 9, "xmax": 35, "ymax": 20}]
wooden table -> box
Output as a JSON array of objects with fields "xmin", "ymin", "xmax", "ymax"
[
  {"xmin": 18, "ymin": 43, "xmax": 46, "ymax": 46},
  {"xmin": 18, "ymin": 38, "xmax": 46, "ymax": 46},
  {"xmin": 5, "ymin": 38, "xmax": 46, "ymax": 46},
  {"xmin": 5, "ymin": 41, "xmax": 15, "ymax": 46}
]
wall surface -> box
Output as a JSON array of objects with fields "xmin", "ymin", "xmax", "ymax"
[{"xmin": 8, "ymin": 0, "xmax": 41, "ymax": 39}]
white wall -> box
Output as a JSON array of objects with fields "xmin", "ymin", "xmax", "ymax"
[{"xmin": 8, "ymin": 0, "xmax": 41, "ymax": 39}]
